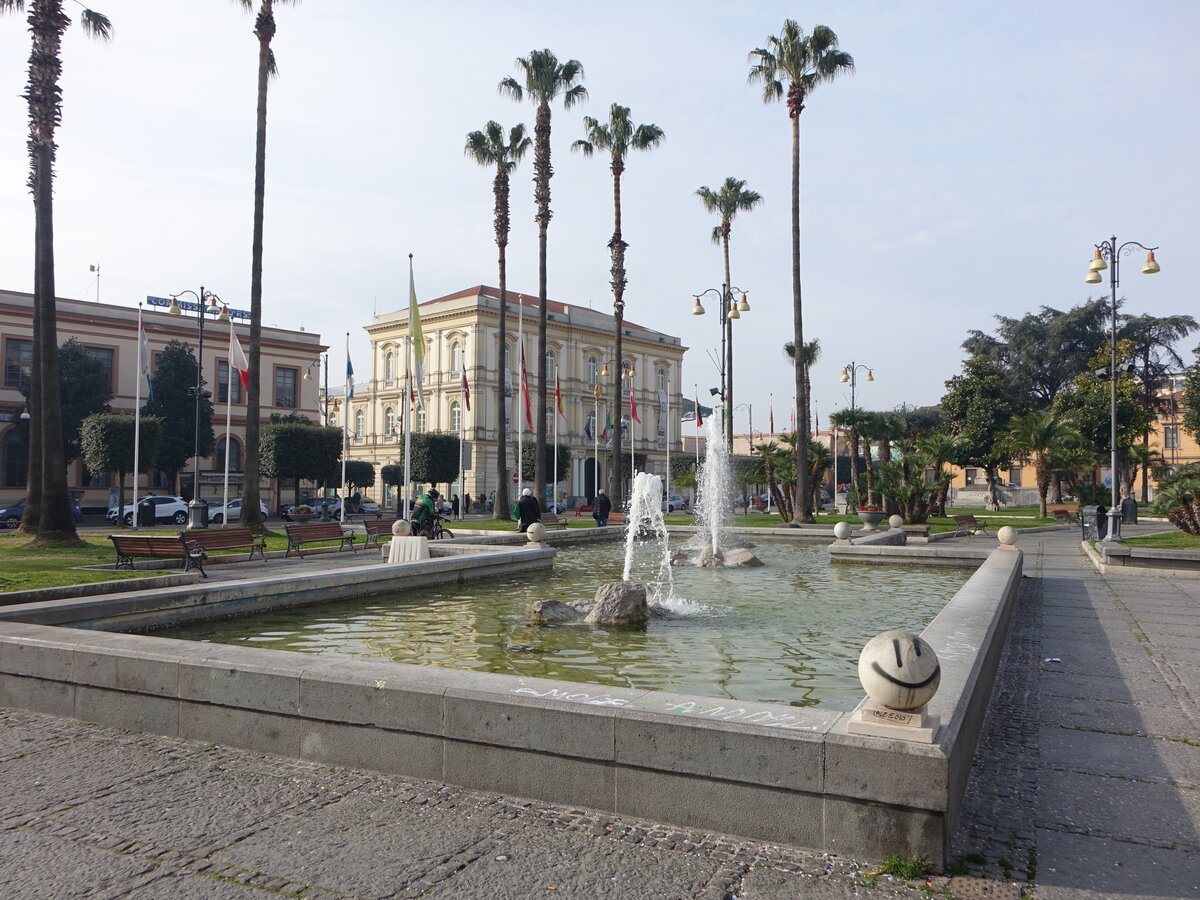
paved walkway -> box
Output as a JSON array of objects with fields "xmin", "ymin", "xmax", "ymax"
[{"xmin": 2, "ymin": 526, "xmax": 1197, "ymax": 897}]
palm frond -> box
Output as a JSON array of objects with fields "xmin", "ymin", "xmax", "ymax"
[
  {"xmin": 80, "ymin": 7, "xmax": 113, "ymax": 40},
  {"xmin": 497, "ymin": 76, "xmax": 523, "ymax": 102},
  {"xmin": 572, "ymin": 139, "xmax": 594, "ymax": 156},
  {"xmin": 0, "ymin": 1, "xmax": 25, "ymax": 14},
  {"xmin": 563, "ymin": 83, "xmax": 588, "ymax": 109}
]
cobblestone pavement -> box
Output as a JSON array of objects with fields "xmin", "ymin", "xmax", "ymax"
[{"xmin": 950, "ymin": 526, "xmax": 1200, "ymax": 898}]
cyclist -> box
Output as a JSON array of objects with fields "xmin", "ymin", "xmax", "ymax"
[{"xmin": 413, "ymin": 489, "xmax": 439, "ymax": 537}]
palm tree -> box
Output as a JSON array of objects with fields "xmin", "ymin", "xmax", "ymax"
[
  {"xmin": 573, "ymin": 103, "xmax": 664, "ymax": 502},
  {"xmin": 3, "ymin": 0, "xmax": 110, "ymax": 546},
  {"xmin": 1001, "ymin": 411, "xmax": 1082, "ymax": 518},
  {"xmin": 696, "ymin": 177, "xmax": 762, "ymax": 451},
  {"xmin": 829, "ymin": 407, "xmax": 869, "ymax": 510},
  {"xmin": 465, "ymin": 121, "xmax": 531, "ymax": 521},
  {"xmin": 499, "ymin": 50, "xmax": 586, "ymax": 503},
  {"xmin": 235, "ymin": 0, "xmax": 297, "ymax": 533},
  {"xmin": 784, "ymin": 339, "xmax": 820, "ymax": 442},
  {"xmin": 749, "ymin": 21, "xmax": 854, "ymax": 525}
]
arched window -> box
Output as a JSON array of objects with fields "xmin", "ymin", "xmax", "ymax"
[
  {"xmin": 2, "ymin": 429, "xmax": 29, "ymax": 487},
  {"xmin": 588, "ymin": 356, "xmax": 598, "ymax": 387},
  {"xmin": 657, "ymin": 368, "xmax": 667, "ymax": 391},
  {"xmin": 385, "ymin": 351, "xmax": 395, "ymax": 382},
  {"xmin": 416, "ymin": 407, "xmax": 427, "ymax": 433},
  {"xmin": 450, "ymin": 401, "xmax": 462, "ymax": 432},
  {"xmin": 450, "ymin": 341, "xmax": 462, "ymax": 374},
  {"xmin": 354, "ymin": 409, "xmax": 365, "ymax": 439},
  {"xmin": 384, "ymin": 407, "xmax": 395, "ymax": 436},
  {"xmin": 216, "ymin": 437, "xmax": 243, "ymax": 473},
  {"xmin": 545, "ymin": 350, "xmax": 556, "ymax": 381},
  {"xmin": 329, "ymin": 411, "xmax": 338, "ymax": 428}
]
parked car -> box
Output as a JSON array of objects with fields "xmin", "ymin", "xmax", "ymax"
[
  {"xmin": 664, "ymin": 494, "xmax": 689, "ymax": 513},
  {"xmin": 357, "ymin": 499, "xmax": 382, "ymax": 517},
  {"xmin": 106, "ymin": 495, "xmax": 188, "ymax": 526},
  {"xmin": 0, "ymin": 497, "xmax": 82, "ymax": 527},
  {"xmin": 280, "ymin": 497, "xmax": 341, "ymax": 521},
  {"xmin": 206, "ymin": 497, "xmax": 269, "ymax": 524}
]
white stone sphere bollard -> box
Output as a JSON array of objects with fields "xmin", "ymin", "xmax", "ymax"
[
  {"xmin": 858, "ymin": 631, "xmax": 941, "ymax": 711},
  {"xmin": 391, "ymin": 519, "xmax": 412, "ymax": 537},
  {"xmin": 888, "ymin": 514, "xmax": 904, "ymax": 529},
  {"xmin": 997, "ymin": 525, "xmax": 1017, "ymax": 547},
  {"xmin": 526, "ymin": 522, "xmax": 548, "ymax": 543},
  {"xmin": 833, "ymin": 521, "xmax": 852, "ymax": 541}
]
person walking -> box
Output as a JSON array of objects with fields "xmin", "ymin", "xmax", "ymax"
[
  {"xmin": 592, "ymin": 488, "xmax": 612, "ymax": 527},
  {"xmin": 452, "ymin": 494, "xmax": 460, "ymax": 519},
  {"xmin": 464, "ymin": 492, "xmax": 472, "ymax": 516},
  {"xmin": 515, "ymin": 487, "xmax": 541, "ymax": 533}
]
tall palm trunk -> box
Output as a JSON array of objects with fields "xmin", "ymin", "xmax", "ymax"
[
  {"xmin": 789, "ymin": 89, "xmax": 812, "ymax": 523},
  {"xmin": 533, "ymin": 100, "xmax": 552, "ymax": 502},
  {"xmin": 720, "ymin": 225, "xmax": 734, "ymax": 451},
  {"xmin": 1035, "ymin": 457, "xmax": 1050, "ymax": 519},
  {"xmin": 240, "ymin": 2, "xmax": 273, "ymax": 533},
  {"xmin": 847, "ymin": 428, "xmax": 861, "ymax": 508},
  {"xmin": 24, "ymin": 1, "xmax": 79, "ymax": 544},
  {"xmin": 608, "ymin": 156, "xmax": 628, "ymax": 502},
  {"xmin": 495, "ymin": 167, "xmax": 512, "ymax": 521}
]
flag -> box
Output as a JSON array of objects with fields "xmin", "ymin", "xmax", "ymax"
[
  {"xmin": 461, "ymin": 370, "xmax": 471, "ymax": 412},
  {"xmin": 138, "ymin": 317, "xmax": 154, "ymax": 400},
  {"xmin": 345, "ymin": 345, "xmax": 355, "ymax": 400},
  {"xmin": 406, "ymin": 369, "xmax": 416, "ymax": 405},
  {"xmin": 556, "ymin": 372, "xmax": 567, "ymax": 422},
  {"xmin": 229, "ymin": 331, "xmax": 249, "ymax": 393},
  {"xmin": 769, "ymin": 405, "xmax": 775, "ymax": 434},
  {"xmin": 519, "ymin": 343, "xmax": 533, "ymax": 430},
  {"xmin": 593, "ymin": 379, "xmax": 602, "ymax": 401},
  {"xmin": 694, "ymin": 390, "xmax": 702, "ymax": 426},
  {"xmin": 629, "ymin": 383, "xmax": 641, "ymax": 425},
  {"xmin": 601, "ymin": 408, "xmax": 611, "ymax": 440},
  {"xmin": 409, "ymin": 261, "xmax": 425, "ymax": 407},
  {"xmin": 584, "ymin": 414, "xmax": 594, "ymax": 441}
]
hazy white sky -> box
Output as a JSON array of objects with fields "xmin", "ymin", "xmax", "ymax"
[{"xmin": 2, "ymin": 1, "xmax": 1196, "ymax": 436}]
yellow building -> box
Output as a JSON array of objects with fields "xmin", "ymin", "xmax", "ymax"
[
  {"xmin": 340, "ymin": 285, "xmax": 687, "ymax": 506},
  {"xmin": 1, "ymin": 288, "xmax": 325, "ymax": 512}
]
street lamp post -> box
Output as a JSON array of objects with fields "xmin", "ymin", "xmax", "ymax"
[
  {"xmin": 304, "ymin": 353, "xmax": 330, "ymax": 424},
  {"xmin": 839, "ymin": 362, "xmax": 874, "ymax": 509},
  {"xmin": 1085, "ymin": 237, "xmax": 1160, "ymax": 541},
  {"xmin": 168, "ymin": 287, "xmax": 229, "ymax": 529},
  {"xmin": 691, "ymin": 284, "xmax": 749, "ymax": 450}
]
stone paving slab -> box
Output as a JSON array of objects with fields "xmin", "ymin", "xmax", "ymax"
[
  {"xmin": 1042, "ymin": 694, "xmax": 1199, "ymax": 741},
  {"xmin": 1040, "ymin": 725, "xmax": 1200, "ymax": 785},
  {"xmin": 1035, "ymin": 827, "xmax": 1200, "ymax": 900},
  {"xmin": 0, "ymin": 828, "xmax": 158, "ymax": 900}
]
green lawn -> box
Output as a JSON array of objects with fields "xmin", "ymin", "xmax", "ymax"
[{"xmin": 1122, "ymin": 531, "xmax": 1200, "ymax": 551}]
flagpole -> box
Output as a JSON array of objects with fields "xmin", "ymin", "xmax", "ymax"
[
  {"xmin": 665, "ymin": 376, "xmax": 671, "ymax": 515},
  {"xmin": 341, "ymin": 332, "xmax": 349, "ymax": 525},
  {"xmin": 628, "ymin": 382, "xmax": 635, "ymax": 485},
  {"xmin": 221, "ymin": 323, "xmax": 234, "ymax": 527},
  {"xmin": 132, "ymin": 304, "xmax": 144, "ymax": 530},
  {"xmin": 593, "ymin": 383, "xmax": 598, "ymax": 502},
  {"xmin": 458, "ymin": 341, "xmax": 465, "ymax": 521},
  {"xmin": 553, "ymin": 364, "xmax": 559, "ymax": 513},
  {"xmin": 517, "ymin": 298, "xmax": 524, "ymax": 495},
  {"xmin": 694, "ymin": 384, "xmax": 700, "ymax": 468},
  {"xmin": 767, "ymin": 392, "xmax": 774, "ymax": 515},
  {"xmin": 403, "ymin": 360, "xmax": 412, "ymax": 519}
]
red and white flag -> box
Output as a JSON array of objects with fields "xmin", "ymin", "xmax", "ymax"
[
  {"xmin": 461, "ymin": 370, "xmax": 471, "ymax": 412},
  {"xmin": 694, "ymin": 390, "xmax": 703, "ymax": 426},
  {"xmin": 629, "ymin": 383, "xmax": 641, "ymax": 425},
  {"xmin": 229, "ymin": 330, "xmax": 250, "ymax": 392},
  {"xmin": 555, "ymin": 372, "xmax": 568, "ymax": 422},
  {"xmin": 519, "ymin": 343, "xmax": 533, "ymax": 430}
]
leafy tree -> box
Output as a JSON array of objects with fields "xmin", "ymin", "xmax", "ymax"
[
  {"xmin": 409, "ymin": 433, "xmax": 462, "ymax": 487},
  {"xmin": 236, "ymin": 0, "xmax": 300, "ymax": 534},
  {"xmin": 696, "ymin": 176, "xmax": 762, "ymax": 451},
  {"xmin": 749, "ymin": 21, "xmax": 853, "ymax": 526},
  {"xmin": 999, "ymin": 411, "xmax": 1083, "ymax": 518},
  {"xmin": 259, "ymin": 422, "xmax": 341, "ymax": 506},
  {"xmin": 519, "ymin": 440, "xmax": 571, "ymax": 483},
  {"xmin": 344, "ymin": 460, "xmax": 375, "ymax": 496},
  {"xmin": 1152, "ymin": 462, "xmax": 1200, "ymax": 535},
  {"xmin": 574, "ymin": 103, "xmax": 664, "ymax": 503},
  {"xmin": 12, "ymin": 338, "xmax": 111, "ymax": 466},
  {"xmin": 963, "ymin": 299, "xmax": 1111, "ymax": 409},
  {"xmin": 465, "ymin": 120, "xmax": 531, "ymax": 522},
  {"xmin": 1182, "ymin": 351, "xmax": 1200, "ymax": 444},
  {"xmin": 3, "ymin": 0, "xmax": 111, "ymax": 544},
  {"xmin": 79, "ymin": 413, "xmax": 162, "ymax": 529},
  {"xmin": 142, "ymin": 340, "xmax": 215, "ymax": 493},
  {"xmin": 1051, "ymin": 340, "xmax": 1155, "ymax": 499},
  {"xmin": 940, "ymin": 357, "xmax": 1021, "ymax": 510},
  {"xmin": 269, "ymin": 411, "xmax": 312, "ymax": 424},
  {"xmin": 500, "ymin": 49, "xmax": 587, "ymax": 502},
  {"xmin": 669, "ymin": 455, "xmax": 697, "ymax": 489}
]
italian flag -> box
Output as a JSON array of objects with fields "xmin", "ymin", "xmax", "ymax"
[{"xmin": 229, "ymin": 331, "xmax": 250, "ymax": 392}]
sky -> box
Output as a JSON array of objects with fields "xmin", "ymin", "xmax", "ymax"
[{"xmin": 1, "ymin": 0, "xmax": 1197, "ymax": 438}]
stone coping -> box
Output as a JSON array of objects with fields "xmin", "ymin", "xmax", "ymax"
[
  {"xmin": 1084, "ymin": 538, "xmax": 1200, "ymax": 578},
  {"xmin": 0, "ymin": 539, "xmax": 1022, "ymax": 864},
  {"xmin": 0, "ymin": 571, "xmax": 200, "ymax": 607}
]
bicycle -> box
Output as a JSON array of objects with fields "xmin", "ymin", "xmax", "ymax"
[{"xmin": 416, "ymin": 513, "xmax": 455, "ymax": 540}]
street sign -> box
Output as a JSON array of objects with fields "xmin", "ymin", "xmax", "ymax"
[{"xmin": 512, "ymin": 473, "xmax": 518, "ymax": 485}]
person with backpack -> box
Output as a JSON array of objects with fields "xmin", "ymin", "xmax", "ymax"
[
  {"xmin": 515, "ymin": 487, "xmax": 541, "ymax": 533},
  {"xmin": 592, "ymin": 488, "xmax": 612, "ymax": 527}
]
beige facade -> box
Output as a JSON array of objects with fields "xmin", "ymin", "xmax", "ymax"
[
  {"xmin": 0, "ymin": 288, "xmax": 325, "ymax": 512},
  {"xmin": 340, "ymin": 285, "xmax": 687, "ymax": 506}
]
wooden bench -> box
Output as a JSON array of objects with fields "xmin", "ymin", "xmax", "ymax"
[
  {"xmin": 110, "ymin": 534, "xmax": 198, "ymax": 571},
  {"xmin": 1049, "ymin": 505, "xmax": 1080, "ymax": 525},
  {"xmin": 951, "ymin": 514, "xmax": 988, "ymax": 536},
  {"xmin": 363, "ymin": 518, "xmax": 401, "ymax": 552},
  {"xmin": 180, "ymin": 527, "xmax": 267, "ymax": 577},
  {"xmin": 575, "ymin": 505, "xmax": 593, "ymax": 517},
  {"xmin": 541, "ymin": 511, "xmax": 567, "ymax": 530},
  {"xmin": 284, "ymin": 522, "xmax": 357, "ymax": 558}
]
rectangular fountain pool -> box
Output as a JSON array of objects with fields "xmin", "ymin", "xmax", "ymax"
[{"xmin": 152, "ymin": 543, "xmax": 971, "ymax": 710}]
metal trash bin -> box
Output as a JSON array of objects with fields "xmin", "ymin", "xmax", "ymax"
[
  {"xmin": 136, "ymin": 500, "xmax": 154, "ymax": 528},
  {"xmin": 1121, "ymin": 496, "xmax": 1138, "ymax": 525},
  {"xmin": 1081, "ymin": 504, "xmax": 1108, "ymax": 541}
]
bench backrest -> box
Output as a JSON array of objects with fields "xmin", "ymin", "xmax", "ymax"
[
  {"xmin": 952, "ymin": 515, "xmax": 978, "ymax": 523},
  {"xmin": 285, "ymin": 522, "xmax": 348, "ymax": 541},
  {"xmin": 110, "ymin": 535, "xmax": 186, "ymax": 557},
  {"xmin": 363, "ymin": 518, "xmax": 400, "ymax": 536},
  {"xmin": 182, "ymin": 527, "xmax": 260, "ymax": 551},
  {"xmin": 542, "ymin": 511, "xmax": 560, "ymax": 524}
]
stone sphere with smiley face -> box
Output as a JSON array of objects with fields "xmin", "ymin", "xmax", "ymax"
[{"xmin": 858, "ymin": 630, "xmax": 941, "ymax": 711}]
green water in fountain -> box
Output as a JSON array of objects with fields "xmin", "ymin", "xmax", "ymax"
[{"xmin": 154, "ymin": 543, "xmax": 970, "ymax": 710}]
